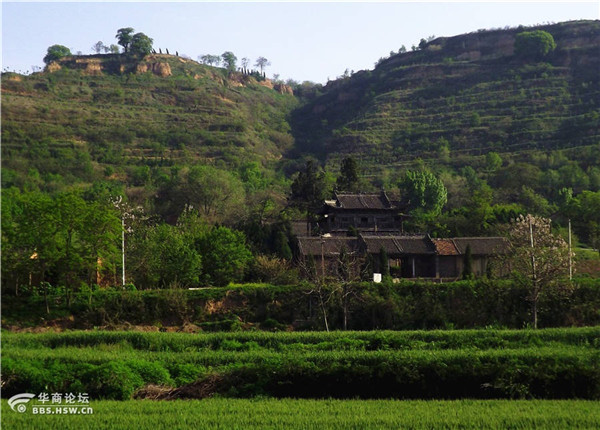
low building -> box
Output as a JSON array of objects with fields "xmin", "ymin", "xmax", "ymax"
[
  {"xmin": 359, "ymin": 234, "xmax": 436, "ymax": 278},
  {"xmin": 297, "ymin": 234, "xmax": 509, "ymax": 280},
  {"xmin": 318, "ymin": 191, "xmax": 407, "ymax": 234},
  {"xmin": 296, "ymin": 236, "xmax": 361, "ymax": 279}
]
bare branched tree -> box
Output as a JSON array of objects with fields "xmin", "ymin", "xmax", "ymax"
[{"xmin": 502, "ymin": 214, "xmax": 572, "ymax": 328}]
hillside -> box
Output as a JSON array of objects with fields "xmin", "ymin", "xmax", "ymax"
[
  {"xmin": 2, "ymin": 21, "xmax": 600, "ymax": 243},
  {"xmin": 2, "ymin": 54, "xmax": 297, "ymax": 189},
  {"xmin": 291, "ymin": 20, "xmax": 600, "ymax": 172}
]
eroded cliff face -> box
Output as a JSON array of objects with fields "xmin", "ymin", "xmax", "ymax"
[
  {"xmin": 43, "ymin": 54, "xmax": 293, "ymax": 94},
  {"xmin": 47, "ymin": 54, "xmax": 173, "ymax": 77}
]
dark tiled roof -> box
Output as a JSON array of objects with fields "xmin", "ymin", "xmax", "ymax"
[
  {"xmin": 451, "ymin": 237, "xmax": 510, "ymax": 255},
  {"xmin": 361, "ymin": 236, "xmax": 403, "ymax": 254},
  {"xmin": 297, "ymin": 237, "xmax": 359, "ymax": 257},
  {"xmin": 361, "ymin": 235, "xmax": 436, "ymax": 255},
  {"xmin": 290, "ymin": 221, "xmax": 309, "ymax": 237},
  {"xmin": 432, "ymin": 239, "xmax": 460, "ymax": 256},
  {"xmin": 333, "ymin": 192, "xmax": 392, "ymax": 210}
]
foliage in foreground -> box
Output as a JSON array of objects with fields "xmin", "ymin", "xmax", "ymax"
[
  {"xmin": 2, "ymin": 328, "xmax": 599, "ymax": 400},
  {"xmin": 3, "ymin": 278, "xmax": 600, "ymax": 330},
  {"xmin": 3, "ymin": 399, "xmax": 600, "ymax": 430}
]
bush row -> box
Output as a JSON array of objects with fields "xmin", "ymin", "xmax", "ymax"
[
  {"xmin": 3, "ymin": 279, "xmax": 600, "ymax": 330},
  {"xmin": 4, "ymin": 327, "xmax": 599, "ymax": 352},
  {"xmin": 3, "ymin": 347, "xmax": 598, "ymax": 400}
]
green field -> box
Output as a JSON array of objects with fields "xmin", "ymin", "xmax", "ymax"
[
  {"xmin": 3, "ymin": 328, "xmax": 599, "ymax": 400},
  {"xmin": 3, "ymin": 399, "xmax": 600, "ymax": 429}
]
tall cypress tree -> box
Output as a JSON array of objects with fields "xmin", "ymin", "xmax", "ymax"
[
  {"xmin": 336, "ymin": 156, "xmax": 359, "ymax": 192},
  {"xmin": 462, "ymin": 244, "xmax": 473, "ymax": 279},
  {"xmin": 290, "ymin": 160, "xmax": 326, "ymax": 235},
  {"xmin": 379, "ymin": 247, "xmax": 390, "ymax": 277}
]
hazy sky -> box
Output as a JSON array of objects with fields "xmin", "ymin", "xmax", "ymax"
[{"xmin": 2, "ymin": 1, "xmax": 599, "ymax": 83}]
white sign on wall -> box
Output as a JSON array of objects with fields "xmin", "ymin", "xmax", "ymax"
[{"xmin": 373, "ymin": 273, "xmax": 382, "ymax": 283}]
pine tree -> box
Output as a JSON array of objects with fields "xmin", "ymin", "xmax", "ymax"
[
  {"xmin": 462, "ymin": 244, "xmax": 473, "ymax": 279},
  {"xmin": 336, "ymin": 157, "xmax": 359, "ymax": 192},
  {"xmin": 379, "ymin": 247, "xmax": 390, "ymax": 277}
]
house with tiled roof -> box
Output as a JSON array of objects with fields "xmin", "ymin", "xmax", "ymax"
[
  {"xmin": 431, "ymin": 237, "xmax": 510, "ymax": 278},
  {"xmin": 297, "ymin": 233, "xmax": 508, "ymax": 280},
  {"xmin": 318, "ymin": 191, "xmax": 408, "ymax": 234},
  {"xmin": 296, "ymin": 192, "xmax": 509, "ymax": 281}
]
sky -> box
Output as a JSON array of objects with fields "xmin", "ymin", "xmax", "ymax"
[{"xmin": 2, "ymin": 1, "xmax": 599, "ymax": 84}]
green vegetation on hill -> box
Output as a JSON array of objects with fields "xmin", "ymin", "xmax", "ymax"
[
  {"xmin": 292, "ymin": 20, "xmax": 600, "ymax": 168},
  {"xmin": 2, "ymin": 20, "xmax": 600, "ymax": 293},
  {"xmin": 2, "ymin": 54, "xmax": 297, "ymax": 190}
]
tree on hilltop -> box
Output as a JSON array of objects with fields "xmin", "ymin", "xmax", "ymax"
[
  {"xmin": 116, "ymin": 27, "xmax": 135, "ymax": 53},
  {"xmin": 92, "ymin": 41, "xmax": 107, "ymax": 54},
  {"xmin": 514, "ymin": 30, "xmax": 556, "ymax": 60},
  {"xmin": 241, "ymin": 57, "xmax": 250, "ymax": 71},
  {"xmin": 130, "ymin": 33, "xmax": 153, "ymax": 56},
  {"xmin": 43, "ymin": 45, "xmax": 71, "ymax": 64},
  {"xmin": 255, "ymin": 56, "xmax": 271, "ymax": 74},
  {"xmin": 221, "ymin": 51, "xmax": 237, "ymax": 72},
  {"xmin": 199, "ymin": 54, "xmax": 221, "ymax": 67}
]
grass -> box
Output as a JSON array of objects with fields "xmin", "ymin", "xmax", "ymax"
[
  {"xmin": 3, "ymin": 328, "xmax": 599, "ymax": 400},
  {"xmin": 2, "ymin": 399, "xmax": 600, "ymax": 429}
]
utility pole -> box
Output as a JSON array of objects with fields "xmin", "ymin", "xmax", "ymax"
[
  {"xmin": 112, "ymin": 196, "xmax": 126, "ymax": 287},
  {"xmin": 321, "ymin": 237, "xmax": 325, "ymax": 282},
  {"xmin": 122, "ymin": 216, "xmax": 126, "ymax": 286}
]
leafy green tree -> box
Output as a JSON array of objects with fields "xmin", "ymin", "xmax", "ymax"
[
  {"xmin": 185, "ymin": 165, "xmax": 246, "ymax": 224},
  {"xmin": 130, "ymin": 33, "xmax": 153, "ymax": 56},
  {"xmin": 470, "ymin": 112, "xmax": 481, "ymax": 127},
  {"xmin": 199, "ymin": 54, "xmax": 221, "ymax": 66},
  {"xmin": 566, "ymin": 190, "xmax": 600, "ymax": 254},
  {"xmin": 336, "ymin": 156, "xmax": 360, "ymax": 192},
  {"xmin": 485, "ymin": 152, "xmax": 503, "ymax": 172},
  {"xmin": 127, "ymin": 222, "xmax": 201, "ymax": 289},
  {"xmin": 1, "ymin": 189, "xmax": 121, "ymax": 302},
  {"xmin": 239, "ymin": 161, "xmax": 268, "ymax": 192},
  {"xmin": 43, "ymin": 45, "xmax": 71, "ymax": 64},
  {"xmin": 197, "ymin": 226, "xmax": 252, "ymax": 286},
  {"xmin": 290, "ymin": 160, "xmax": 326, "ymax": 235},
  {"xmin": 514, "ymin": 30, "xmax": 556, "ymax": 60},
  {"xmin": 80, "ymin": 199, "xmax": 121, "ymax": 285},
  {"xmin": 116, "ymin": 27, "xmax": 135, "ymax": 53},
  {"xmin": 221, "ymin": 51, "xmax": 237, "ymax": 72},
  {"xmin": 402, "ymin": 170, "xmax": 447, "ymax": 216}
]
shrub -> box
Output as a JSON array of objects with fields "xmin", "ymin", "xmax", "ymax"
[{"xmin": 514, "ymin": 30, "xmax": 557, "ymax": 60}]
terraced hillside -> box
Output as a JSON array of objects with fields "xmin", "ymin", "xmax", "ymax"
[
  {"xmin": 292, "ymin": 20, "xmax": 600, "ymax": 171},
  {"xmin": 1, "ymin": 54, "xmax": 297, "ymax": 187}
]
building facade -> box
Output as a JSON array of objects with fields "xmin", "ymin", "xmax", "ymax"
[{"xmin": 297, "ymin": 193, "xmax": 509, "ymax": 281}]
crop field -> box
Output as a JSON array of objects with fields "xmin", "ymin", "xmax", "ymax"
[
  {"xmin": 3, "ymin": 399, "xmax": 600, "ymax": 430},
  {"xmin": 3, "ymin": 327, "xmax": 599, "ymax": 401}
]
